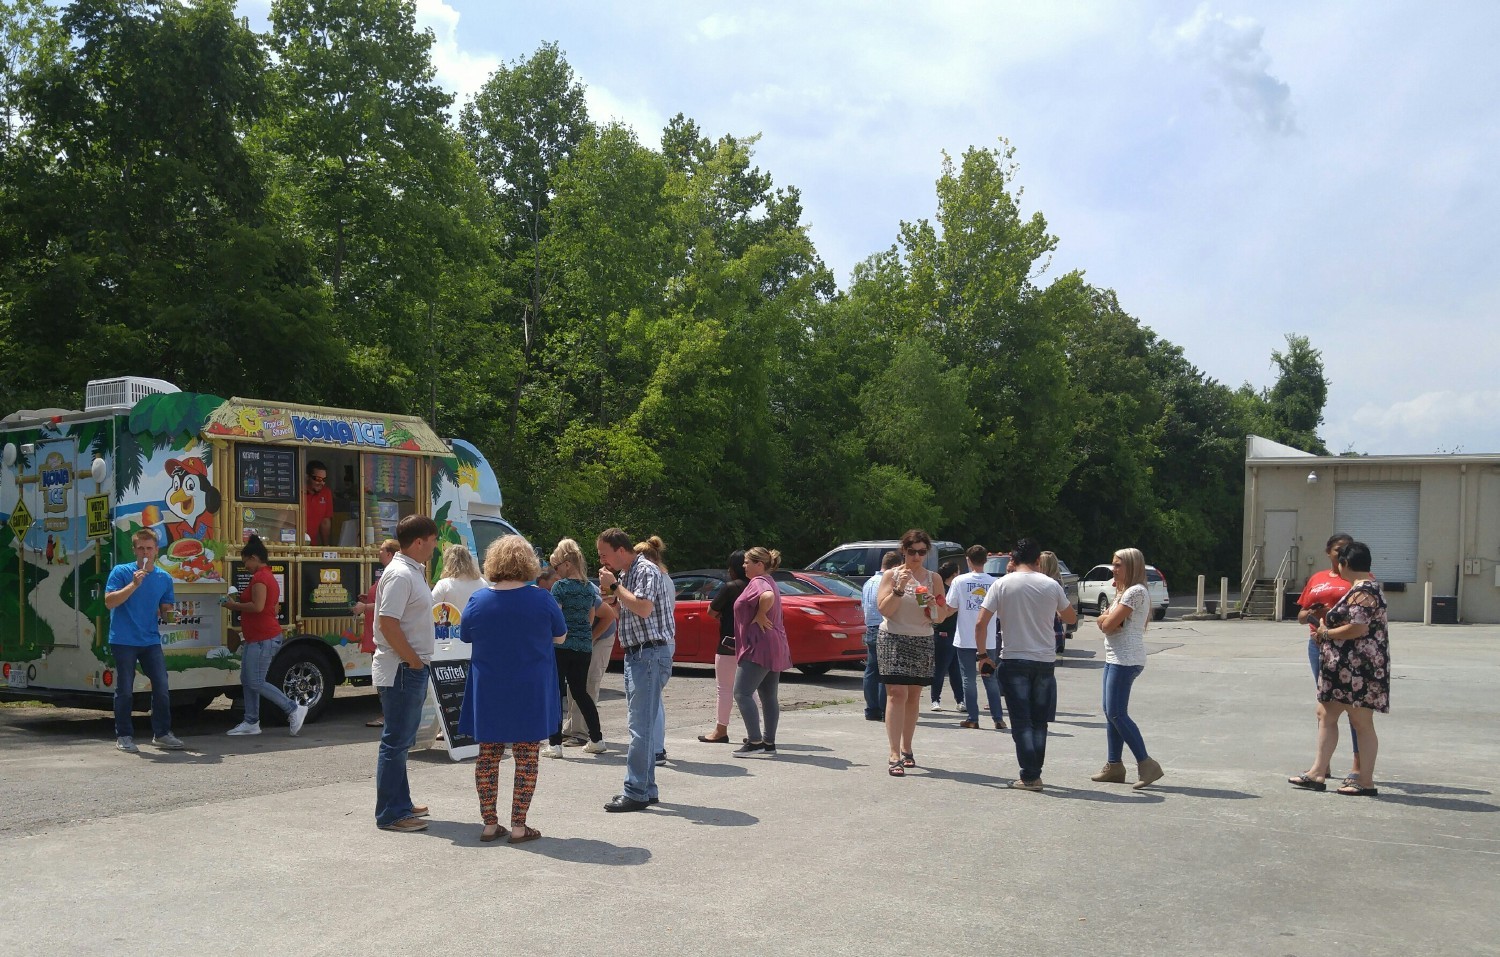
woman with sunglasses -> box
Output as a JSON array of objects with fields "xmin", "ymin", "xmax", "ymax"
[
  {"xmin": 875, "ymin": 528, "xmax": 951, "ymax": 776},
  {"xmin": 1092, "ymin": 548, "xmax": 1164, "ymax": 789}
]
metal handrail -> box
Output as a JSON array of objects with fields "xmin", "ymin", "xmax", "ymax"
[
  {"xmin": 1237, "ymin": 544, "xmax": 1263, "ymax": 610},
  {"xmin": 1272, "ymin": 545, "xmax": 1295, "ymax": 584}
]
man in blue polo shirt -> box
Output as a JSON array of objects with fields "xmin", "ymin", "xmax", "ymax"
[{"xmin": 105, "ymin": 529, "xmax": 184, "ymax": 752}]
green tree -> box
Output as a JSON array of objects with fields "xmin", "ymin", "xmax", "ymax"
[
  {"xmin": 1265, "ymin": 333, "xmax": 1329, "ymax": 454},
  {"xmin": 459, "ymin": 42, "xmax": 591, "ymax": 450},
  {"xmin": 260, "ymin": 0, "xmax": 489, "ymax": 413},
  {"xmin": 0, "ymin": 0, "xmax": 338, "ymax": 410}
]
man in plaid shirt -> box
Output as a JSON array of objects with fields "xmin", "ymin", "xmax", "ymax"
[{"xmin": 596, "ymin": 528, "xmax": 675, "ymax": 812}]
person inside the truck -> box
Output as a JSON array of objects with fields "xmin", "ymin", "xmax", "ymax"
[{"xmin": 304, "ymin": 460, "xmax": 334, "ymax": 546}]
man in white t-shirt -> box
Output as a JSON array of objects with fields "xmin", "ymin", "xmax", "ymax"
[
  {"xmin": 373, "ymin": 515, "xmax": 439, "ymax": 833},
  {"xmin": 975, "ymin": 538, "xmax": 1077, "ymax": 790},
  {"xmin": 945, "ymin": 545, "xmax": 1005, "ymax": 730}
]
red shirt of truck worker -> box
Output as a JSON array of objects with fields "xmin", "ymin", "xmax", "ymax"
[
  {"xmin": 103, "ymin": 529, "xmax": 184, "ymax": 753},
  {"xmin": 304, "ymin": 460, "xmax": 334, "ymax": 546}
]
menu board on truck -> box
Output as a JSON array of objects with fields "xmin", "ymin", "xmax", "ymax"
[
  {"xmin": 299, "ymin": 561, "xmax": 361, "ymax": 618},
  {"xmin": 236, "ymin": 445, "xmax": 298, "ymax": 504},
  {"xmin": 228, "ymin": 560, "xmax": 291, "ymax": 627}
]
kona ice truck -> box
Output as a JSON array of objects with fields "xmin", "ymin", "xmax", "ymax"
[{"xmin": 0, "ymin": 377, "xmax": 518, "ymax": 722}]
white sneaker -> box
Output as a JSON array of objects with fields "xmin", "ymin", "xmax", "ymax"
[
  {"xmin": 152, "ymin": 733, "xmax": 186, "ymax": 750},
  {"xmin": 541, "ymin": 744, "xmax": 564, "ymax": 758},
  {"xmin": 288, "ymin": 704, "xmax": 309, "ymax": 736},
  {"xmin": 930, "ymin": 701, "xmax": 945, "ymax": 712},
  {"xmin": 116, "ymin": 736, "xmax": 138, "ymax": 753},
  {"xmin": 583, "ymin": 739, "xmax": 608, "ymax": 754},
  {"xmin": 227, "ymin": 721, "xmax": 262, "ymax": 736}
]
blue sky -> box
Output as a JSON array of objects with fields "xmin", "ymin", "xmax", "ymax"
[{"xmin": 242, "ymin": 1, "xmax": 1500, "ymax": 455}]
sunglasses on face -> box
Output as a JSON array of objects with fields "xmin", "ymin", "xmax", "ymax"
[{"xmin": 906, "ymin": 547, "xmax": 928, "ymax": 556}]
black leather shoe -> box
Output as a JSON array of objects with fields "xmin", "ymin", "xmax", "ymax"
[{"xmin": 604, "ymin": 794, "xmax": 651, "ymax": 813}]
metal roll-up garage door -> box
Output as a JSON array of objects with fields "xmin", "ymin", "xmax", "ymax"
[{"xmin": 1333, "ymin": 481, "xmax": 1419, "ymax": 582}]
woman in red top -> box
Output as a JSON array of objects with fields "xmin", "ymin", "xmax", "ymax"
[
  {"xmin": 223, "ymin": 535, "xmax": 307, "ymax": 736},
  {"xmin": 1293, "ymin": 533, "xmax": 1359, "ymax": 786}
]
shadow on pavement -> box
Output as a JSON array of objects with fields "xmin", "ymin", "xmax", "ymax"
[
  {"xmin": 1040, "ymin": 784, "xmax": 1164, "ymax": 804},
  {"xmin": 1145, "ymin": 784, "xmax": 1260, "ymax": 800},
  {"xmin": 1368, "ymin": 794, "xmax": 1498, "ymax": 813},
  {"xmin": 916, "ymin": 766, "xmax": 1010, "ymax": 789},
  {"xmin": 508, "ymin": 835, "xmax": 653, "ymax": 865},
  {"xmin": 653, "ymin": 803, "xmax": 759, "ymax": 826},
  {"xmin": 1380, "ymin": 781, "xmax": 1492, "ymax": 797},
  {"xmin": 763, "ymin": 753, "xmax": 863, "ymax": 771},
  {"xmin": 661, "ymin": 758, "xmax": 749, "ymax": 778}
]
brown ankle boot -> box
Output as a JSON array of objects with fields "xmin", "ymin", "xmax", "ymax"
[
  {"xmin": 1134, "ymin": 757, "xmax": 1164, "ymax": 789},
  {"xmin": 1090, "ymin": 762, "xmax": 1126, "ymax": 783}
]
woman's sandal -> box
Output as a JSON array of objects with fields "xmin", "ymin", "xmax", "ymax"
[
  {"xmin": 1288, "ymin": 773, "xmax": 1327, "ymax": 791},
  {"xmin": 888, "ymin": 759, "xmax": 905, "ymax": 777},
  {"xmin": 479, "ymin": 824, "xmax": 505, "ymax": 843},
  {"xmin": 510, "ymin": 825, "xmax": 543, "ymax": 844},
  {"xmin": 1335, "ymin": 784, "xmax": 1379, "ymax": 797},
  {"xmin": 697, "ymin": 733, "xmax": 730, "ymax": 743},
  {"xmin": 902, "ymin": 751, "xmax": 916, "ymax": 769}
]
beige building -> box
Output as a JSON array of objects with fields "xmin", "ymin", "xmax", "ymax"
[{"xmin": 1243, "ymin": 435, "xmax": 1500, "ymax": 624}]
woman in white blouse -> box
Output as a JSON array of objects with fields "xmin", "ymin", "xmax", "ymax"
[{"xmin": 1092, "ymin": 548, "xmax": 1164, "ymax": 789}]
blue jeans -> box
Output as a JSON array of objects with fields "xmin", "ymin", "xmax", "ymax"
[
  {"xmin": 956, "ymin": 648, "xmax": 1004, "ymax": 724},
  {"xmin": 1102, "ymin": 663, "xmax": 1149, "ymax": 763},
  {"xmin": 375, "ymin": 663, "xmax": 429, "ymax": 826},
  {"xmin": 111, "ymin": 643, "xmax": 172, "ymax": 738},
  {"xmin": 931, "ymin": 632, "xmax": 962, "ymax": 704},
  {"xmin": 623, "ymin": 643, "xmax": 673, "ymax": 802},
  {"xmin": 997, "ymin": 660, "xmax": 1057, "ymax": 782},
  {"xmin": 863, "ymin": 635, "xmax": 885, "ymax": 718},
  {"xmin": 1308, "ymin": 639, "xmax": 1359, "ymax": 754},
  {"xmin": 240, "ymin": 638, "xmax": 295, "ymax": 724}
]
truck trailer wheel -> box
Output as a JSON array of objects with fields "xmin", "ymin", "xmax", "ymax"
[{"xmin": 267, "ymin": 642, "xmax": 339, "ymax": 722}]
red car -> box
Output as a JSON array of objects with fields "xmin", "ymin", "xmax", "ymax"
[{"xmin": 611, "ymin": 569, "xmax": 867, "ymax": 675}]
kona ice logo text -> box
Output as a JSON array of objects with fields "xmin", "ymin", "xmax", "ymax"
[{"xmin": 291, "ymin": 416, "xmax": 387, "ymax": 447}]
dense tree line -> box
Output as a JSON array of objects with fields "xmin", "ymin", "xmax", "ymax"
[{"xmin": 0, "ymin": 0, "xmax": 1329, "ymax": 579}]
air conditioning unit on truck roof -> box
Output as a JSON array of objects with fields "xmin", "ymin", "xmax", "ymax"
[{"xmin": 84, "ymin": 377, "xmax": 180, "ymax": 412}]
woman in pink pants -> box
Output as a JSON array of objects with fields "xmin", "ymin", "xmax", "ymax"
[{"xmin": 698, "ymin": 550, "xmax": 748, "ymax": 744}]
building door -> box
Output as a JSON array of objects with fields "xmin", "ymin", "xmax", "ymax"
[{"xmin": 1263, "ymin": 510, "xmax": 1299, "ymax": 584}]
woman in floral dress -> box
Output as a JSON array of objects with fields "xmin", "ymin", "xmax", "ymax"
[{"xmin": 1289, "ymin": 541, "xmax": 1389, "ymax": 796}]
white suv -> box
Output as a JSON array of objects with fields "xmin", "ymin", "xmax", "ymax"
[{"xmin": 1077, "ymin": 564, "xmax": 1170, "ymax": 621}]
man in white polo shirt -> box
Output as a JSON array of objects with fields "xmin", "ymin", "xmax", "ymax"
[
  {"xmin": 974, "ymin": 538, "xmax": 1076, "ymax": 791},
  {"xmin": 373, "ymin": 515, "xmax": 439, "ymax": 833}
]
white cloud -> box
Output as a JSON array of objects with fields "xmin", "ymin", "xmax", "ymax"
[
  {"xmin": 695, "ymin": 14, "xmax": 745, "ymax": 41},
  {"xmin": 583, "ymin": 85, "xmax": 667, "ymax": 148},
  {"xmin": 1165, "ymin": 3, "xmax": 1296, "ymax": 135},
  {"xmin": 414, "ymin": 0, "xmax": 500, "ymax": 110},
  {"xmin": 1340, "ymin": 390, "xmax": 1500, "ymax": 455}
]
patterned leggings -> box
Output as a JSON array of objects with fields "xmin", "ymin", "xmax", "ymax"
[{"xmin": 476, "ymin": 742, "xmax": 540, "ymax": 827}]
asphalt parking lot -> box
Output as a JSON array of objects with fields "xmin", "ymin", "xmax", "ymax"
[{"xmin": 2, "ymin": 617, "xmax": 1497, "ymax": 957}]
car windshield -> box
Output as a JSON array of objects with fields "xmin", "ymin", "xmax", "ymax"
[
  {"xmin": 801, "ymin": 572, "xmax": 860, "ymax": 597},
  {"xmin": 813, "ymin": 547, "xmax": 887, "ymax": 578},
  {"xmin": 775, "ymin": 578, "xmax": 819, "ymax": 596},
  {"xmin": 1146, "ymin": 568, "xmax": 1164, "ymax": 583},
  {"xmin": 984, "ymin": 556, "xmax": 1010, "ymax": 576}
]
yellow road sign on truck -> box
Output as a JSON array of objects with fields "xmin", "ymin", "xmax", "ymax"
[
  {"xmin": 85, "ymin": 495, "xmax": 111, "ymax": 539},
  {"xmin": 7, "ymin": 499, "xmax": 32, "ymax": 539}
]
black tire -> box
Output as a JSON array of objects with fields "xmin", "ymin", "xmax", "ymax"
[
  {"xmin": 797, "ymin": 663, "xmax": 833, "ymax": 677},
  {"xmin": 267, "ymin": 641, "xmax": 339, "ymax": 722},
  {"xmin": 1095, "ymin": 594, "xmax": 1110, "ymax": 617},
  {"xmin": 1153, "ymin": 607, "xmax": 1167, "ymax": 621}
]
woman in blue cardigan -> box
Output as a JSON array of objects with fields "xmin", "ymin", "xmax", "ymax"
[{"xmin": 459, "ymin": 535, "xmax": 566, "ymax": 843}]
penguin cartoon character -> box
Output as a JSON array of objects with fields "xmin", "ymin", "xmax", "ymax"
[{"xmin": 163, "ymin": 456, "xmax": 220, "ymax": 543}]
